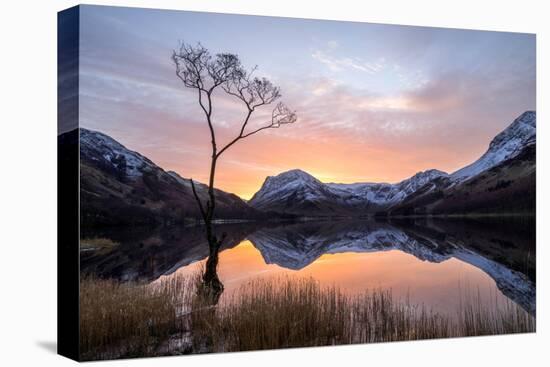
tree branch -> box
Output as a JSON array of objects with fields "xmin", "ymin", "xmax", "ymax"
[
  {"xmin": 216, "ymin": 103, "xmax": 296, "ymax": 158},
  {"xmin": 216, "ymin": 109, "xmax": 253, "ymax": 158}
]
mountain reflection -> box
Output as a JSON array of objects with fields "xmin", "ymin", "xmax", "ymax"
[
  {"xmin": 81, "ymin": 217, "xmax": 535, "ymax": 315},
  {"xmin": 249, "ymin": 218, "xmax": 535, "ymax": 315}
]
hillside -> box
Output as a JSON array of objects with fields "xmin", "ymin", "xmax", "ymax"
[{"xmin": 70, "ymin": 128, "xmax": 260, "ymax": 227}]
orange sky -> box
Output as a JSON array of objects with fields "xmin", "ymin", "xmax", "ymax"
[
  {"xmin": 116, "ymin": 102, "xmax": 513, "ymax": 200},
  {"xmin": 99, "ymin": 99, "xmax": 529, "ymax": 200},
  {"xmin": 186, "ymin": 127, "xmax": 477, "ymax": 200}
]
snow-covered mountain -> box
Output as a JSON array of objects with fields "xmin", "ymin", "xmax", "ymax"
[
  {"xmin": 75, "ymin": 110, "xmax": 536, "ymax": 222},
  {"xmin": 249, "ymin": 111, "xmax": 536, "ymax": 216},
  {"xmin": 76, "ymin": 128, "xmax": 259, "ymax": 226},
  {"xmin": 80, "ymin": 128, "xmax": 159, "ymax": 178},
  {"xmin": 451, "ymin": 111, "xmax": 536, "ymax": 181},
  {"xmin": 249, "ymin": 168, "xmax": 450, "ymax": 215},
  {"xmin": 250, "ymin": 169, "xmax": 326, "ymax": 206},
  {"xmin": 328, "ymin": 169, "xmax": 448, "ymax": 205},
  {"xmin": 391, "ymin": 111, "xmax": 536, "ymax": 215},
  {"xmin": 248, "ymin": 169, "xmax": 356, "ymax": 214}
]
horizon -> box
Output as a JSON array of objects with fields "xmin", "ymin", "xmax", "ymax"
[
  {"xmin": 160, "ymin": 107, "xmax": 531, "ymax": 200},
  {"xmin": 75, "ymin": 5, "xmax": 536, "ymax": 200},
  {"xmin": 81, "ymin": 106, "xmax": 533, "ymax": 201}
]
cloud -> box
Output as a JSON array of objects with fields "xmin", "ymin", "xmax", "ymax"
[
  {"xmin": 278, "ymin": 63, "xmax": 534, "ymax": 157},
  {"xmin": 327, "ymin": 40, "xmax": 339, "ymax": 49},
  {"xmin": 312, "ymin": 50, "xmax": 386, "ymax": 74},
  {"xmin": 311, "ymin": 48, "xmax": 429, "ymax": 92}
]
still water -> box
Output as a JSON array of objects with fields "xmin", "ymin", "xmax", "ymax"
[{"xmin": 81, "ymin": 218, "xmax": 536, "ymax": 316}]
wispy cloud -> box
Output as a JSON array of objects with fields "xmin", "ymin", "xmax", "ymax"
[
  {"xmin": 312, "ymin": 50, "xmax": 386, "ymax": 74},
  {"xmin": 311, "ymin": 48, "xmax": 429, "ymax": 92}
]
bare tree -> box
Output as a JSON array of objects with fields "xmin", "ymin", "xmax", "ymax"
[{"xmin": 172, "ymin": 42, "xmax": 297, "ymax": 295}]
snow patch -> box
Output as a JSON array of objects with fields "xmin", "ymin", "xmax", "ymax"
[{"xmin": 451, "ymin": 111, "xmax": 536, "ymax": 181}]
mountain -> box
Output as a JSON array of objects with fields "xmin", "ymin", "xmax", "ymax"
[
  {"xmin": 391, "ymin": 144, "xmax": 535, "ymax": 215},
  {"xmin": 249, "ymin": 169, "xmax": 369, "ymax": 215},
  {"xmin": 249, "ymin": 168, "xmax": 449, "ymax": 215},
  {"xmin": 249, "ymin": 111, "xmax": 535, "ymax": 216},
  {"xmin": 327, "ymin": 169, "xmax": 448, "ymax": 206},
  {"xmin": 75, "ymin": 128, "xmax": 259, "ymax": 227},
  {"xmin": 69, "ymin": 110, "xmax": 536, "ymax": 225},
  {"xmin": 451, "ymin": 111, "xmax": 535, "ymax": 181},
  {"xmin": 391, "ymin": 111, "xmax": 536, "ymax": 215}
]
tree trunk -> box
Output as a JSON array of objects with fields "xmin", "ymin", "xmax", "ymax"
[
  {"xmin": 202, "ymin": 220, "xmax": 223, "ymax": 294},
  {"xmin": 202, "ymin": 241, "xmax": 222, "ymax": 290},
  {"xmin": 198, "ymin": 156, "xmax": 224, "ymax": 300}
]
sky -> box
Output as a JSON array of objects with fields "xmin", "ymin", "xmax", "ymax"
[{"xmin": 78, "ymin": 5, "xmax": 536, "ymax": 200}]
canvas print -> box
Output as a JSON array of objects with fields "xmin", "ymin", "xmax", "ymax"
[{"xmin": 58, "ymin": 5, "xmax": 536, "ymax": 361}]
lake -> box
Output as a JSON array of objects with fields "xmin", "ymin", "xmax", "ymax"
[{"xmin": 81, "ymin": 217, "xmax": 536, "ymax": 317}]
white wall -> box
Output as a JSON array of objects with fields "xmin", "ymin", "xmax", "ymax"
[{"xmin": 1, "ymin": 0, "xmax": 547, "ymax": 365}]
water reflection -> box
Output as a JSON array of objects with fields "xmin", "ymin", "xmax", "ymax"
[{"xmin": 81, "ymin": 217, "xmax": 535, "ymax": 315}]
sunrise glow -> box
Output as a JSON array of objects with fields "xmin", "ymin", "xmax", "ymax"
[{"xmin": 78, "ymin": 6, "xmax": 535, "ymax": 199}]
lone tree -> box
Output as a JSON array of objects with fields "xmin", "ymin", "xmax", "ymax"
[{"xmin": 172, "ymin": 42, "xmax": 297, "ymax": 294}]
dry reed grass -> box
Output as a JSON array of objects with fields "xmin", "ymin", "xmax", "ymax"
[
  {"xmin": 79, "ymin": 275, "xmax": 194, "ymax": 360},
  {"xmin": 190, "ymin": 277, "xmax": 534, "ymax": 352},
  {"xmin": 79, "ymin": 274, "xmax": 535, "ymax": 359}
]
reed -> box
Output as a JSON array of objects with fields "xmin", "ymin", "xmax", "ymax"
[
  {"xmin": 455, "ymin": 288, "xmax": 535, "ymax": 336},
  {"xmin": 190, "ymin": 276, "xmax": 534, "ymax": 352},
  {"xmin": 79, "ymin": 274, "xmax": 535, "ymax": 359},
  {"xmin": 79, "ymin": 275, "xmax": 194, "ymax": 360}
]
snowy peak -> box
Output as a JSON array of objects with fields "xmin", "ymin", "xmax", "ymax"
[
  {"xmin": 258, "ymin": 169, "xmax": 322, "ymax": 196},
  {"xmin": 80, "ymin": 128, "xmax": 158, "ymax": 178},
  {"xmin": 452, "ymin": 111, "xmax": 536, "ymax": 180},
  {"xmin": 326, "ymin": 169, "xmax": 449, "ymax": 207},
  {"xmin": 397, "ymin": 169, "xmax": 448, "ymax": 194},
  {"xmin": 489, "ymin": 111, "xmax": 535, "ymax": 150},
  {"xmin": 249, "ymin": 169, "xmax": 326, "ymax": 210},
  {"xmin": 249, "ymin": 167, "xmax": 450, "ymax": 214},
  {"xmin": 265, "ymin": 169, "xmax": 321, "ymax": 186},
  {"xmin": 405, "ymin": 169, "xmax": 448, "ymax": 182}
]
